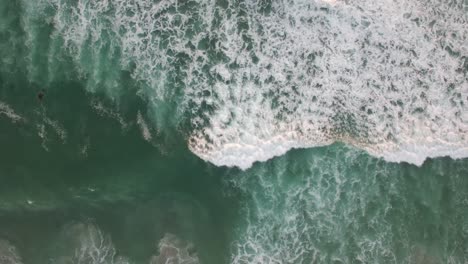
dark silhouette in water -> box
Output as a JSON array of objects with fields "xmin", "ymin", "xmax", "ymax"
[{"xmin": 37, "ymin": 90, "xmax": 45, "ymax": 101}]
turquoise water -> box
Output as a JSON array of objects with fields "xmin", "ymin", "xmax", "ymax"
[{"xmin": 0, "ymin": 0, "xmax": 467, "ymax": 263}]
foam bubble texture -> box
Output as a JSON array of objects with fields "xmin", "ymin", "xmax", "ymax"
[
  {"xmin": 0, "ymin": 102, "xmax": 23, "ymax": 123},
  {"xmin": 227, "ymin": 147, "xmax": 468, "ymax": 263},
  {"xmin": 54, "ymin": 222, "xmax": 129, "ymax": 264},
  {"xmin": 150, "ymin": 233, "xmax": 199, "ymax": 264},
  {"xmin": 17, "ymin": 0, "xmax": 468, "ymax": 169},
  {"xmin": 187, "ymin": 0, "xmax": 468, "ymax": 169},
  {"xmin": 0, "ymin": 240, "xmax": 23, "ymax": 264}
]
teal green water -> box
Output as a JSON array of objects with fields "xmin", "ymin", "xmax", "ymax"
[{"xmin": 1, "ymin": 0, "xmax": 468, "ymax": 263}]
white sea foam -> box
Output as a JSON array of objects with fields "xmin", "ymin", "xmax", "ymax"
[
  {"xmin": 186, "ymin": 0, "xmax": 468, "ymax": 169},
  {"xmin": 43, "ymin": 115, "xmax": 67, "ymax": 142},
  {"xmin": 35, "ymin": 112, "xmax": 68, "ymax": 150},
  {"xmin": 228, "ymin": 148, "xmax": 468, "ymax": 263},
  {"xmin": 0, "ymin": 102, "xmax": 23, "ymax": 123},
  {"xmin": 26, "ymin": 0, "xmax": 468, "ymax": 169},
  {"xmin": 91, "ymin": 99, "xmax": 128, "ymax": 129},
  {"xmin": 55, "ymin": 222, "xmax": 129, "ymax": 264},
  {"xmin": 137, "ymin": 111, "xmax": 153, "ymax": 141},
  {"xmin": 36, "ymin": 123, "xmax": 49, "ymax": 151},
  {"xmin": 150, "ymin": 233, "xmax": 199, "ymax": 264},
  {"xmin": 0, "ymin": 239, "xmax": 23, "ymax": 264},
  {"xmin": 229, "ymin": 151, "xmax": 396, "ymax": 263}
]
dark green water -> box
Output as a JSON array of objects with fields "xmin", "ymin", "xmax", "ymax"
[{"xmin": 0, "ymin": 0, "xmax": 467, "ymax": 263}]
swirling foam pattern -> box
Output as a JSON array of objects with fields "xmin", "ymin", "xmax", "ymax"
[
  {"xmin": 186, "ymin": 0, "xmax": 468, "ymax": 169},
  {"xmin": 17, "ymin": 0, "xmax": 466, "ymax": 169},
  {"xmin": 228, "ymin": 146, "xmax": 468, "ymax": 263}
]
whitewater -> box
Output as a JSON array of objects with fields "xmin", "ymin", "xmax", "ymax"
[
  {"xmin": 16, "ymin": 0, "xmax": 467, "ymax": 169},
  {"xmin": 1, "ymin": 0, "xmax": 468, "ymax": 263}
]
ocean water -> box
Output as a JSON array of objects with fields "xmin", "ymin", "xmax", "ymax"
[{"xmin": 0, "ymin": 0, "xmax": 467, "ymax": 263}]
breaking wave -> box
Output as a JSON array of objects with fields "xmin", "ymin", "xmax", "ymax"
[{"xmin": 13, "ymin": 0, "xmax": 468, "ymax": 169}]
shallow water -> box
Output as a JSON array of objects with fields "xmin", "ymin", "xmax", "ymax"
[{"xmin": 0, "ymin": 0, "xmax": 467, "ymax": 263}]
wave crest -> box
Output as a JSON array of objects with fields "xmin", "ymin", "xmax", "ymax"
[
  {"xmin": 17, "ymin": 0, "xmax": 468, "ymax": 168},
  {"xmin": 187, "ymin": 0, "xmax": 468, "ymax": 169}
]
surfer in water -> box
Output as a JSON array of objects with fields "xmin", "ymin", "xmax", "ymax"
[{"xmin": 37, "ymin": 89, "xmax": 45, "ymax": 102}]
